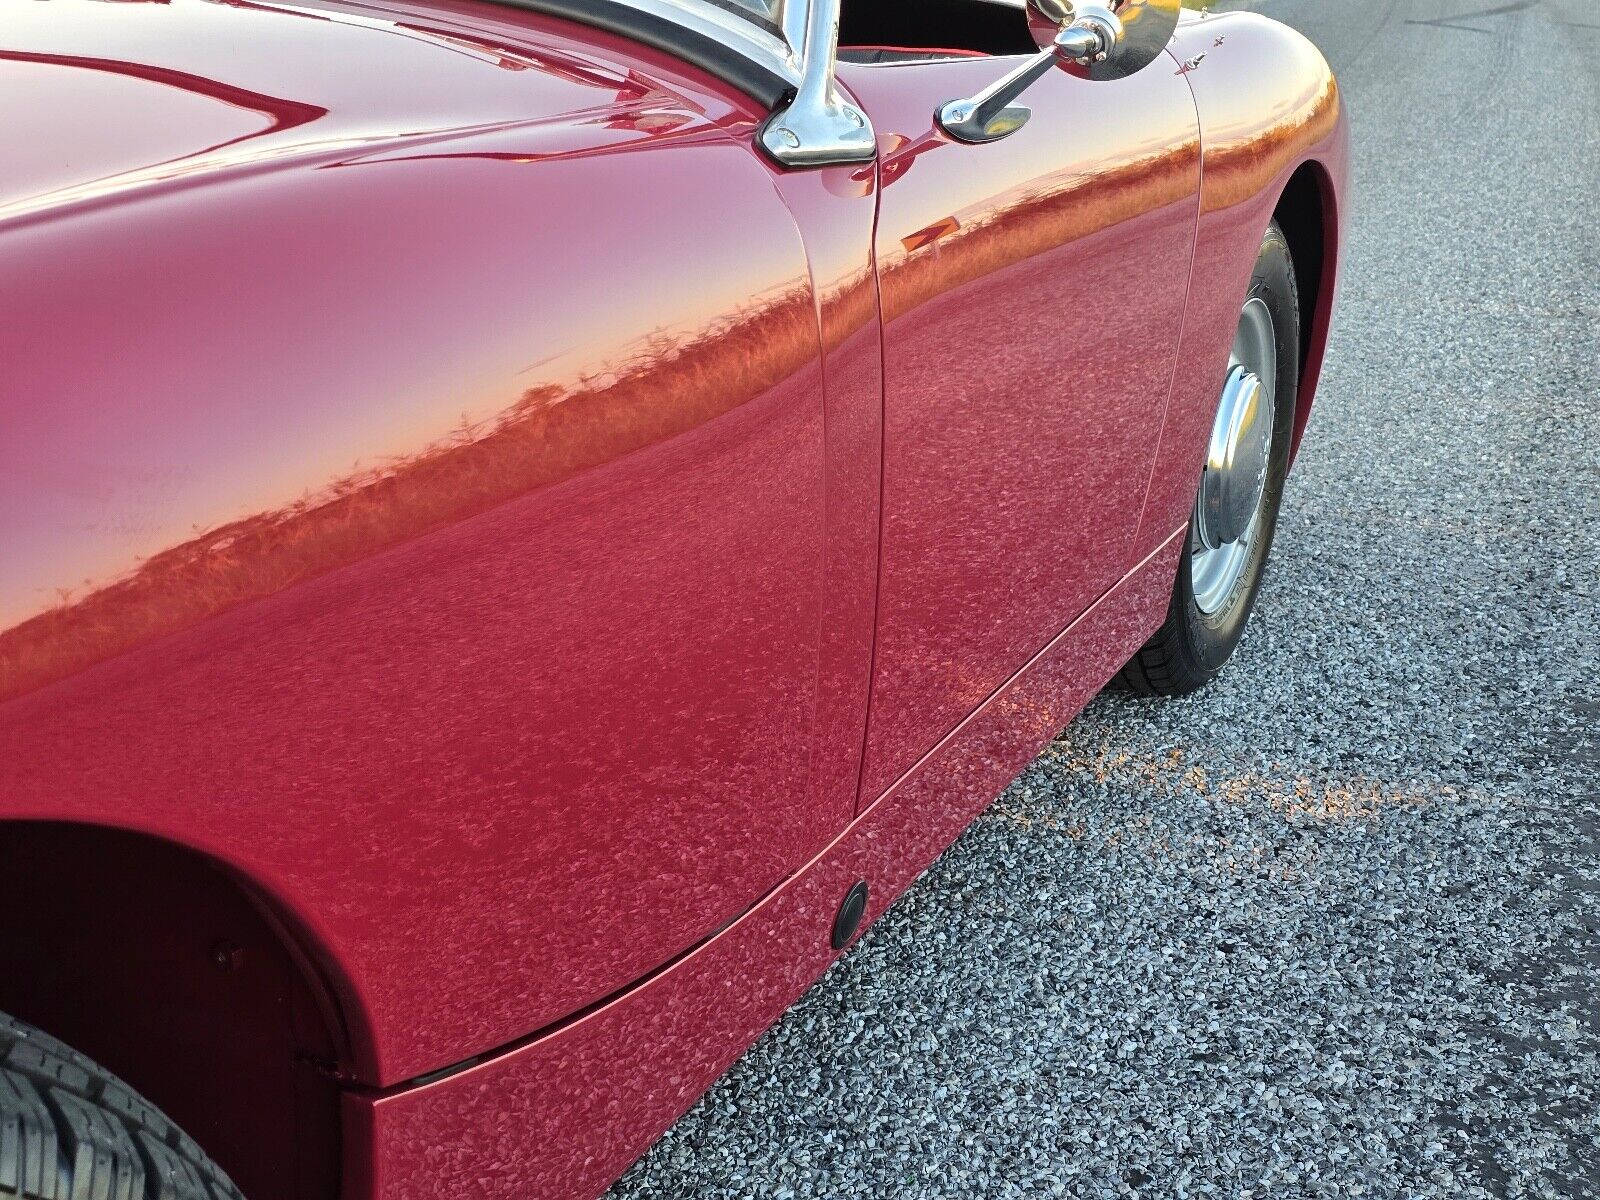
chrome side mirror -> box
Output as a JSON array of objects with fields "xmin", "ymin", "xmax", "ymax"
[
  {"xmin": 760, "ymin": 0, "xmax": 877, "ymax": 168},
  {"xmin": 1028, "ymin": 0, "xmax": 1184, "ymax": 81},
  {"xmin": 938, "ymin": 0, "xmax": 1182, "ymax": 144}
]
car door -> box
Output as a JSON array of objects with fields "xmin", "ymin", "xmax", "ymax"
[{"xmin": 837, "ymin": 52, "xmax": 1201, "ymax": 799}]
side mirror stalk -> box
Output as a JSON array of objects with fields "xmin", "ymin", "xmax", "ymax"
[
  {"xmin": 937, "ymin": 0, "xmax": 1183, "ymax": 146},
  {"xmin": 936, "ymin": 18, "xmax": 1118, "ymax": 145}
]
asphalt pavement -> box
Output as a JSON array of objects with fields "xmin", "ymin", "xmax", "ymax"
[{"xmin": 611, "ymin": 2, "xmax": 1600, "ymax": 1195}]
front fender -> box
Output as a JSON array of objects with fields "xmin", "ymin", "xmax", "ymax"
[{"xmin": 1134, "ymin": 11, "xmax": 1350, "ymax": 559}]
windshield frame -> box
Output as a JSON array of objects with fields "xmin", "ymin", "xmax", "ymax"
[{"xmin": 495, "ymin": 0, "xmax": 801, "ymax": 106}]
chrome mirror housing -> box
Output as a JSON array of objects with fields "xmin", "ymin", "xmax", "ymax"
[
  {"xmin": 1027, "ymin": 0, "xmax": 1182, "ymax": 81},
  {"xmin": 939, "ymin": 0, "xmax": 1181, "ymax": 144},
  {"xmin": 760, "ymin": 0, "xmax": 877, "ymax": 168}
]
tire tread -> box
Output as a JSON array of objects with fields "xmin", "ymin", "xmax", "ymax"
[{"xmin": 0, "ymin": 1012, "xmax": 239, "ymax": 1200}]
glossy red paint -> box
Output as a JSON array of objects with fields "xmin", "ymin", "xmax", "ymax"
[
  {"xmin": 352, "ymin": 529, "xmax": 1187, "ymax": 1200},
  {"xmin": 764, "ymin": 163, "xmax": 886, "ymax": 847},
  {"xmin": 0, "ymin": 0, "xmax": 845, "ymax": 1089},
  {"xmin": 836, "ymin": 53, "xmax": 1202, "ymax": 801},
  {"xmin": 0, "ymin": 3, "xmax": 1349, "ymax": 1198},
  {"xmin": 1133, "ymin": 12, "xmax": 1350, "ymax": 561}
]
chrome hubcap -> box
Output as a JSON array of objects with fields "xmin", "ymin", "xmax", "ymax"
[{"xmin": 1192, "ymin": 297, "xmax": 1277, "ymax": 615}]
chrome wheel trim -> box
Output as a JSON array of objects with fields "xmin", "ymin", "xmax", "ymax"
[{"xmin": 1192, "ymin": 296, "xmax": 1277, "ymax": 616}]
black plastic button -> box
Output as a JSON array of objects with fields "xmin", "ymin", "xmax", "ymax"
[{"xmin": 831, "ymin": 880, "xmax": 869, "ymax": 950}]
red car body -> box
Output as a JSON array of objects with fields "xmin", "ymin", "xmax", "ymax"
[{"xmin": 0, "ymin": 2, "xmax": 1348, "ymax": 1196}]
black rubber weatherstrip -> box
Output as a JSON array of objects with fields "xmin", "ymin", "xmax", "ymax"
[{"xmin": 486, "ymin": 0, "xmax": 793, "ymax": 109}]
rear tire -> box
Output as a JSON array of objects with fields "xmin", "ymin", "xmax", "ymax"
[
  {"xmin": 0, "ymin": 1010, "xmax": 242, "ymax": 1200},
  {"xmin": 1119, "ymin": 221, "xmax": 1301, "ymax": 697}
]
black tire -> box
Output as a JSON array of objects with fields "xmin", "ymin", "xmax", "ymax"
[
  {"xmin": 1118, "ymin": 221, "xmax": 1301, "ymax": 697},
  {"xmin": 0, "ymin": 1010, "xmax": 242, "ymax": 1200}
]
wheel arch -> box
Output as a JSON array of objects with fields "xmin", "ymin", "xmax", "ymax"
[
  {"xmin": 0, "ymin": 818, "xmax": 367, "ymax": 1200},
  {"xmin": 1273, "ymin": 157, "xmax": 1343, "ymax": 462},
  {"xmin": 1170, "ymin": 9, "xmax": 1350, "ymax": 468}
]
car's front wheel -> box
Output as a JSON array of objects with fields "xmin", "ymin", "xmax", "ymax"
[
  {"xmin": 1119, "ymin": 221, "xmax": 1301, "ymax": 696},
  {"xmin": 0, "ymin": 1010, "xmax": 241, "ymax": 1200}
]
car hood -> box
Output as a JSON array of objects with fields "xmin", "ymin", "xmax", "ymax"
[{"xmin": 0, "ymin": 0, "xmax": 696, "ymax": 227}]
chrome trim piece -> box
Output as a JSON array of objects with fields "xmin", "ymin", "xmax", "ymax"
[
  {"xmin": 936, "ymin": 23, "xmax": 1109, "ymax": 144},
  {"xmin": 776, "ymin": 0, "xmax": 808, "ymax": 69},
  {"xmin": 502, "ymin": 0, "xmax": 800, "ymax": 103},
  {"xmin": 513, "ymin": 0, "xmax": 874, "ymax": 169},
  {"xmin": 1050, "ymin": 0, "xmax": 1184, "ymax": 83},
  {"xmin": 1198, "ymin": 366, "xmax": 1269, "ymax": 548},
  {"xmin": 758, "ymin": 0, "xmax": 877, "ymax": 167},
  {"xmin": 937, "ymin": 0, "xmax": 1187, "ymax": 146},
  {"xmin": 1192, "ymin": 296, "xmax": 1278, "ymax": 615},
  {"xmin": 701, "ymin": 0, "xmax": 783, "ymax": 33},
  {"xmin": 626, "ymin": 0, "xmax": 798, "ymax": 81}
]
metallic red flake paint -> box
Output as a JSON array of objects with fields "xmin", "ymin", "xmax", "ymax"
[
  {"xmin": 838, "ymin": 52, "xmax": 1202, "ymax": 801},
  {"xmin": 0, "ymin": 3, "xmax": 1348, "ymax": 1197}
]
